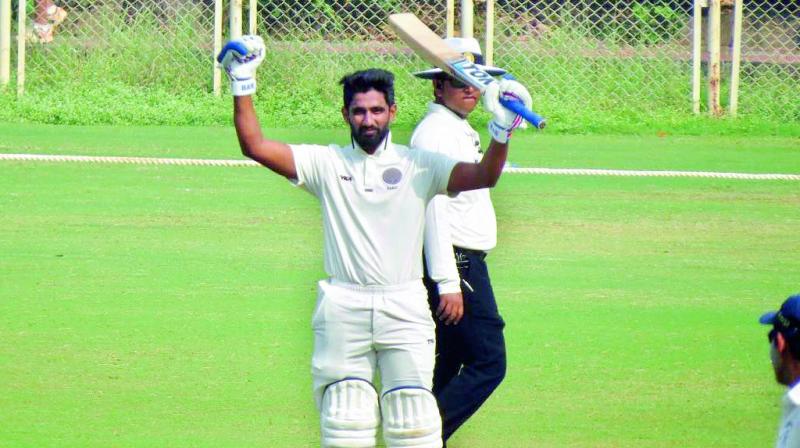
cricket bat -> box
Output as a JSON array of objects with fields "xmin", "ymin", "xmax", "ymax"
[{"xmin": 389, "ymin": 12, "xmax": 545, "ymax": 129}]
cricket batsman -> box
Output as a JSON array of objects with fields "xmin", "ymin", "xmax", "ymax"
[{"xmin": 217, "ymin": 35, "xmax": 532, "ymax": 447}]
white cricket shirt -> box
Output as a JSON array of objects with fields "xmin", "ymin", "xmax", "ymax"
[
  {"xmin": 410, "ymin": 102, "xmax": 497, "ymax": 294},
  {"xmin": 290, "ymin": 132, "xmax": 459, "ymax": 286},
  {"xmin": 776, "ymin": 381, "xmax": 800, "ymax": 447}
]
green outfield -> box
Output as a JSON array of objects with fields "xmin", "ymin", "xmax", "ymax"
[{"xmin": 1, "ymin": 125, "xmax": 799, "ymax": 447}]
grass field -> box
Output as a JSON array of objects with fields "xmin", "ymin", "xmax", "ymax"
[{"xmin": 1, "ymin": 124, "xmax": 799, "ymax": 447}]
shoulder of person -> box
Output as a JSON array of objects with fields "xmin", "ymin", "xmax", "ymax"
[
  {"xmin": 290, "ymin": 142, "xmax": 339, "ymax": 151},
  {"xmin": 292, "ymin": 142, "xmax": 351, "ymax": 156},
  {"xmin": 391, "ymin": 142, "xmax": 436, "ymax": 163},
  {"xmin": 290, "ymin": 143, "xmax": 350, "ymax": 171},
  {"xmin": 392, "ymin": 141, "xmax": 426, "ymax": 157},
  {"xmin": 415, "ymin": 109, "xmax": 456, "ymax": 132},
  {"xmin": 410, "ymin": 121, "xmax": 453, "ymax": 153},
  {"xmin": 406, "ymin": 144, "xmax": 458, "ymax": 170}
]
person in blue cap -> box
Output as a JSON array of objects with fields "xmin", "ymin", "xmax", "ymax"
[{"xmin": 760, "ymin": 293, "xmax": 800, "ymax": 448}]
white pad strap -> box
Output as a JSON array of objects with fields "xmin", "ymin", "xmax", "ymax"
[
  {"xmin": 381, "ymin": 387, "xmax": 442, "ymax": 448},
  {"xmin": 320, "ymin": 378, "xmax": 380, "ymax": 448}
]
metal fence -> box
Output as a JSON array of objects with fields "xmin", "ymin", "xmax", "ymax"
[
  {"xmin": 3, "ymin": 0, "xmax": 799, "ymax": 123},
  {"xmin": 9, "ymin": 0, "xmax": 217, "ymax": 90},
  {"xmin": 490, "ymin": 0, "xmax": 798, "ymax": 121}
]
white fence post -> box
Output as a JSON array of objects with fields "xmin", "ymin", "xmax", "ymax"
[
  {"xmin": 446, "ymin": 0, "xmax": 454, "ymax": 38},
  {"xmin": 249, "ymin": 0, "xmax": 257, "ymax": 35},
  {"xmin": 213, "ymin": 0, "xmax": 223, "ymax": 96},
  {"xmin": 1, "ymin": 0, "xmax": 10, "ymax": 87},
  {"xmin": 707, "ymin": 0, "xmax": 722, "ymax": 117},
  {"xmin": 485, "ymin": 0, "xmax": 494, "ymax": 66},
  {"xmin": 729, "ymin": 0, "xmax": 743, "ymax": 117},
  {"xmin": 16, "ymin": 0, "xmax": 25, "ymax": 96},
  {"xmin": 691, "ymin": 0, "xmax": 705, "ymax": 114},
  {"xmin": 230, "ymin": 0, "xmax": 243, "ymax": 39},
  {"xmin": 460, "ymin": 0, "xmax": 473, "ymax": 38}
]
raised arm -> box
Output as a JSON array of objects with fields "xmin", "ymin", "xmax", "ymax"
[
  {"xmin": 447, "ymin": 79, "xmax": 532, "ymax": 194},
  {"xmin": 447, "ymin": 140, "xmax": 508, "ymax": 192},
  {"xmin": 219, "ymin": 35, "xmax": 296, "ymax": 179},
  {"xmin": 234, "ymin": 96, "xmax": 296, "ymax": 178}
]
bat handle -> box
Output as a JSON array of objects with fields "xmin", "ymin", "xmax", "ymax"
[
  {"xmin": 499, "ymin": 74, "xmax": 546, "ymax": 130},
  {"xmin": 499, "ymin": 97, "xmax": 546, "ymax": 130}
]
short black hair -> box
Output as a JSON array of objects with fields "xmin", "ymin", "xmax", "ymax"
[
  {"xmin": 787, "ymin": 333, "xmax": 800, "ymax": 360},
  {"xmin": 339, "ymin": 69, "xmax": 395, "ymax": 109},
  {"xmin": 773, "ymin": 325, "xmax": 800, "ymax": 360}
]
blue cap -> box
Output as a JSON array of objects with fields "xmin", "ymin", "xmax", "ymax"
[{"xmin": 760, "ymin": 294, "xmax": 800, "ymax": 330}]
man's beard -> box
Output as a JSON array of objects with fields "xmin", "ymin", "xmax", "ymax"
[{"xmin": 351, "ymin": 123, "xmax": 390, "ymax": 152}]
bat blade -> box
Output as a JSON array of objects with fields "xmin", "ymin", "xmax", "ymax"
[
  {"xmin": 388, "ymin": 14, "xmax": 462, "ymax": 77},
  {"xmin": 388, "ymin": 13, "xmax": 492, "ymax": 90},
  {"xmin": 389, "ymin": 12, "xmax": 545, "ymax": 129}
]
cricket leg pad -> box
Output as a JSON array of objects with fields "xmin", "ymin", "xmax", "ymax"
[
  {"xmin": 381, "ymin": 386, "xmax": 442, "ymax": 448},
  {"xmin": 320, "ymin": 378, "xmax": 380, "ymax": 448}
]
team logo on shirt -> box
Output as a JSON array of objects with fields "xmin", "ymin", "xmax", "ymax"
[{"xmin": 382, "ymin": 167, "xmax": 403, "ymax": 187}]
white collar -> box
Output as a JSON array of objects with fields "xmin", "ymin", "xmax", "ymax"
[{"xmin": 786, "ymin": 380, "xmax": 800, "ymax": 406}]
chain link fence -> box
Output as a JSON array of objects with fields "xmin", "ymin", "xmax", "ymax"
[
  {"xmin": 490, "ymin": 0, "xmax": 798, "ymax": 124},
  {"xmin": 737, "ymin": 1, "xmax": 799, "ymax": 121},
  {"xmin": 15, "ymin": 0, "xmax": 216, "ymax": 90},
  {"xmin": 7, "ymin": 0, "xmax": 799, "ymax": 125},
  {"xmin": 249, "ymin": 0, "xmax": 442, "ymax": 127},
  {"xmin": 491, "ymin": 0, "xmax": 694, "ymax": 127}
]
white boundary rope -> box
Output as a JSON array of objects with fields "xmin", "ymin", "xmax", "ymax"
[
  {"xmin": 503, "ymin": 166, "xmax": 800, "ymax": 181},
  {"xmin": 2, "ymin": 153, "xmax": 799, "ymax": 181},
  {"xmin": 0, "ymin": 153, "xmax": 258, "ymax": 167}
]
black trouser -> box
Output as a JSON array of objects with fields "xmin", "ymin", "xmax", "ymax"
[{"xmin": 423, "ymin": 246, "xmax": 507, "ymax": 444}]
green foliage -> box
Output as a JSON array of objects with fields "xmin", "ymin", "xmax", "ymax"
[
  {"xmin": 258, "ymin": 0, "xmax": 407, "ymax": 39},
  {"xmin": 630, "ymin": 3, "xmax": 684, "ymax": 45},
  {"xmin": 2, "ymin": 1, "xmax": 797, "ymax": 135},
  {"xmin": 0, "ymin": 83, "xmax": 230, "ymax": 126},
  {"xmin": 572, "ymin": 2, "xmax": 686, "ymax": 46},
  {"xmin": 11, "ymin": 0, "xmax": 35, "ymax": 16}
]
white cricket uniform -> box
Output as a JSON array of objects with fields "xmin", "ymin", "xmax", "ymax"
[
  {"xmin": 410, "ymin": 102, "xmax": 497, "ymax": 295},
  {"xmin": 289, "ymin": 132, "xmax": 459, "ymax": 406},
  {"xmin": 776, "ymin": 381, "xmax": 800, "ymax": 447}
]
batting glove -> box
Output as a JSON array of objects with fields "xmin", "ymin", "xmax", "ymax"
[
  {"xmin": 482, "ymin": 79, "xmax": 533, "ymax": 143},
  {"xmin": 217, "ymin": 35, "xmax": 266, "ymax": 96}
]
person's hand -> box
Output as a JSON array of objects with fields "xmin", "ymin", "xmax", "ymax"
[
  {"xmin": 217, "ymin": 35, "xmax": 266, "ymax": 96},
  {"xmin": 436, "ymin": 292, "xmax": 464, "ymax": 325},
  {"xmin": 482, "ymin": 78, "xmax": 533, "ymax": 143}
]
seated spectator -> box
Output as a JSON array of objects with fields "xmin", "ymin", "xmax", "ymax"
[{"xmin": 29, "ymin": 1, "xmax": 67, "ymax": 44}]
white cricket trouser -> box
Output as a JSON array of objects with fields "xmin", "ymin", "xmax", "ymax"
[{"xmin": 311, "ymin": 278, "xmax": 436, "ymax": 408}]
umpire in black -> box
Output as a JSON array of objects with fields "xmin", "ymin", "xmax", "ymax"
[
  {"xmin": 409, "ymin": 36, "xmax": 511, "ymax": 446},
  {"xmin": 423, "ymin": 246, "xmax": 506, "ymax": 445}
]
